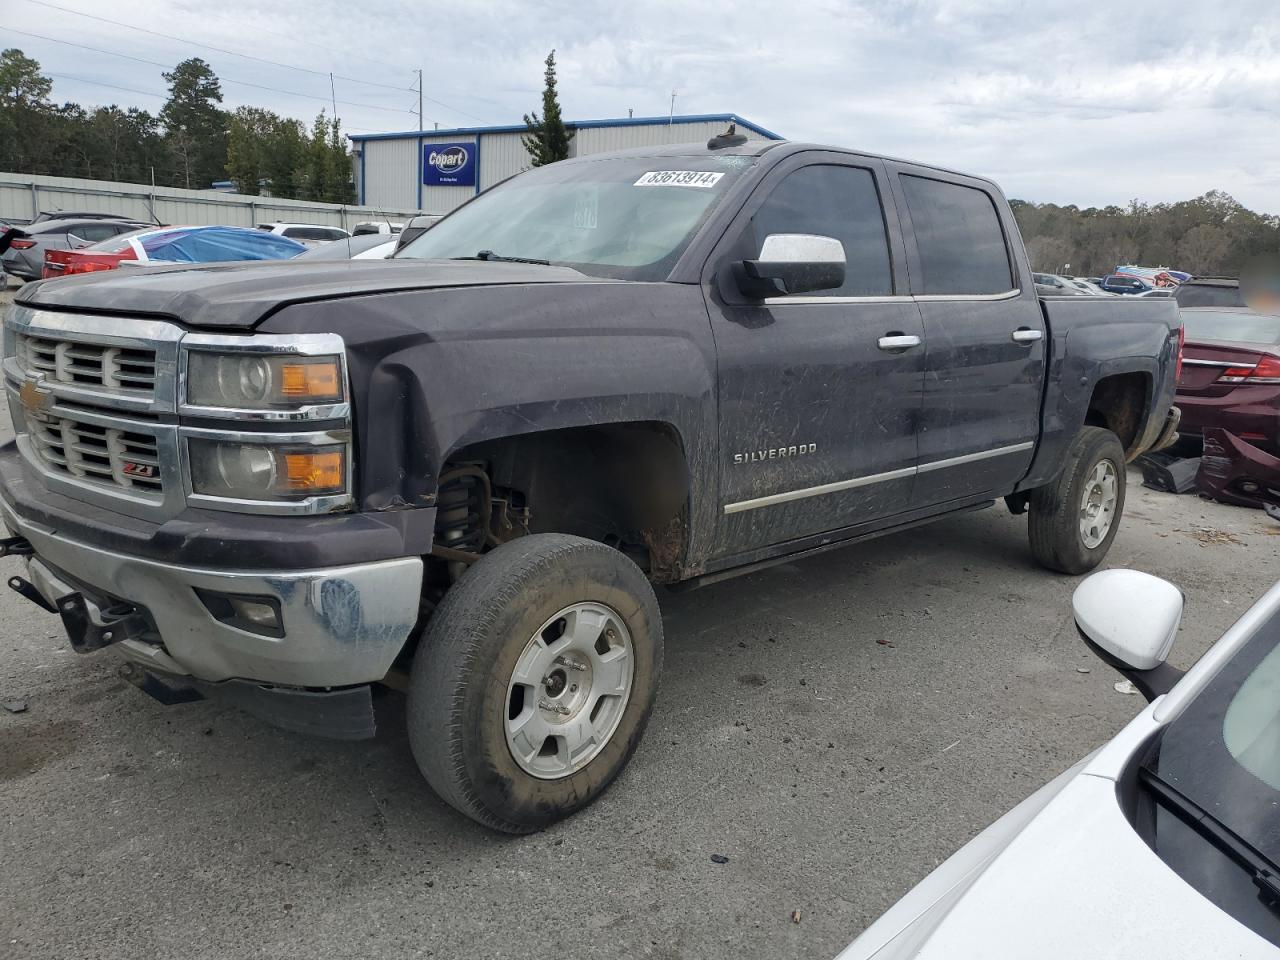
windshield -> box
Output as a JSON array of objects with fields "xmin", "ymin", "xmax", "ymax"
[
  {"xmin": 1146, "ymin": 608, "xmax": 1280, "ymax": 944},
  {"xmin": 1181, "ymin": 309, "xmax": 1280, "ymax": 345},
  {"xmin": 396, "ymin": 155, "xmax": 755, "ymax": 281}
]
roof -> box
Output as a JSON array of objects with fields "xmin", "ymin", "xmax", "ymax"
[{"xmin": 348, "ymin": 112, "xmax": 782, "ymax": 143}]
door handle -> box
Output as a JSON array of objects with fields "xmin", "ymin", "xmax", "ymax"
[
  {"xmin": 1011, "ymin": 328, "xmax": 1043, "ymax": 344},
  {"xmin": 878, "ymin": 334, "xmax": 921, "ymax": 351}
]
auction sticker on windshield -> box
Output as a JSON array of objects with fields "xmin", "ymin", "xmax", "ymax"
[{"xmin": 633, "ymin": 171, "xmax": 724, "ymax": 188}]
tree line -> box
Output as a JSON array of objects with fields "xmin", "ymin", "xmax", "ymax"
[
  {"xmin": 1011, "ymin": 191, "xmax": 1280, "ymax": 278},
  {"xmin": 0, "ymin": 48, "xmax": 354, "ymax": 203}
]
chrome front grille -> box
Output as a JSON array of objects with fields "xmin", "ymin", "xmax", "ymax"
[
  {"xmin": 17, "ymin": 334, "xmax": 158, "ymax": 395},
  {"xmin": 26, "ymin": 409, "xmax": 163, "ymax": 496}
]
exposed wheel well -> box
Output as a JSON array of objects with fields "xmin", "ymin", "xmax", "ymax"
[
  {"xmin": 435, "ymin": 422, "xmax": 691, "ymax": 582},
  {"xmin": 1085, "ymin": 372, "xmax": 1150, "ymax": 459}
]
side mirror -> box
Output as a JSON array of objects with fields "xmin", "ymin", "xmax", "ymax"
[
  {"xmin": 1073, "ymin": 569, "xmax": 1186, "ymax": 701},
  {"xmin": 735, "ymin": 233, "xmax": 845, "ymax": 299}
]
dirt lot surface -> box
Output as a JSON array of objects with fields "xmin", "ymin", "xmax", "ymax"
[{"xmin": 0, "ymin": 280, "xmax": 1276, "ymax": 958}]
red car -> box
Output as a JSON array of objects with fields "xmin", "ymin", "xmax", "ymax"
[{"xmin": 1177, "ymin": 307, "xmax": 1280, "ymax": 455}]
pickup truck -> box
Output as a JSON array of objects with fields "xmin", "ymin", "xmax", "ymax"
[{"xmin": 0, "ymin": 133, "xmax": 1182, "ymax": 833}]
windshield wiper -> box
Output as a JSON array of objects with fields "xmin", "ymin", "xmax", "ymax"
[
  {"xmin": 1140, "ymin": 767, "xmax": 1280, "ymax": 914},
  {"xmin": 451, "ymin": 250, "xmax": 551, "ymax": 266}
]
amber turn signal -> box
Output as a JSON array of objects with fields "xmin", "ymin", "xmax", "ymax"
[
  {"xmin": 281, "ymin": 360, "xmax": 342, "ymax": 401},
  {"xmin": 283, "ymin": 450, "xmax": 345, "ymax": 492}
]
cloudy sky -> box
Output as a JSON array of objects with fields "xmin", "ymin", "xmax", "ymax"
[{"xmin": 3, "ymin": 0, "xmax": 1279, "ymax": 211}]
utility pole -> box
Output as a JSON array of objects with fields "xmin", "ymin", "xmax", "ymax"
[
  {"xmin": 417, "ymin": 69, "xmax": 424, "ymax": 132},
  {"xmin": 329, "ymin": 72, "xmax": 338, "ymax": 122},
  {"xmin": 669, "ymin": 89, "xmax": 677, "ymax": 125}
]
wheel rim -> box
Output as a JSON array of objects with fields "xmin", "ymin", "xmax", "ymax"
[
  {"xmin": 504, "ymin": 602, "xmax": 635, "ymax": 780},
  {"xmin": 1079, "ymin": 458, "xmax": 1119, "ymax": 549}
]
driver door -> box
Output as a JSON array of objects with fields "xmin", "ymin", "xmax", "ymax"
[{"xmin": 703, "ymin": 155, "xmax": 925, "ymax": 560}]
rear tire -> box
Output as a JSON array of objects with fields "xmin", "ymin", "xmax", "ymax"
[
  {"xmin": 1028, "ymin": 426, "xmax": 1126, "ymax": 574},
  {"xmin": 407, "ymin": 534, "xmax": 663, "ymax": 833}
]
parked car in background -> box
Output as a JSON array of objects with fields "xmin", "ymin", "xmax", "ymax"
[
  {"xmin": 838, "ymin": 570, "xmax": 1280, "ymax": 959},
  {"xmin": 1138, "ymin": 288, "xmax": 1177, "ymax": 298},
  {"xmin": 41, "ymin": 225, "xmax": 305, "ymax": 278},
  {"xmin": 1100, "ymin": 273, "xmax": 1152, "ymax": 295},
  {"xmin": 1175, "ymin": 307, "xmax": 1280, "ymax": 457},
  {"xmin": 393, "ymin": 214, "xmax": 442, "ymax": 251},
  {"xmin": 1, "ymin": 217, "xmax": 149, "ymax": 282},
  {"xmin": 291, "ymin": 233, "xmax": 394, "ymax": 260},
  {"xmin": 351, "ymin": 220, "xmax": 403, "ymax": 236},
  {"xmin": 1032, "ymin": 273, "xmax": 1087, "ymax": 296},
  {"xmin": 256, "ymin": 222, "xmax": 350, "ymax": 245},
  {"xmin": 1070, "ymin": 276, "xmax": 1111, "ymax": 295},
  {"xmin": 27, "ymin": 210, "xmax": 145, "ymax": 225},
  {"xmin": 1177, "ymin": 276, "xmax": 1245, "ymax": 308}
]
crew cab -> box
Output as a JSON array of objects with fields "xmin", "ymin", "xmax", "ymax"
[{"xmin": 0, "ymin": 135, "xmax": 1181, "ymax": 833}]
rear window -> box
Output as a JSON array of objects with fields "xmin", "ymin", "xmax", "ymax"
[
  {"xmin": 901, "ymin": 175, "xmax": 1014, "ymax": 295},
  {"xmin": 1176, "ymin": 282, "xmax": 1246, "ymax": 308},
  {"xmin": 1181, "ymin": 310, "xmax": 1280, "ymax": 345},
  {"xmin": 282, "ymin": 226, "xmax": 345, "ymax": 241}
]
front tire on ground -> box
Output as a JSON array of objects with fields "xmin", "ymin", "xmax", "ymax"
[
  {"xmin": 1028, "ymin": 425, "xmax": 1127, "ymax": 575},
  {"xmin": 407, "ymin": 533, "xmax": 663, "ymax": 833}
]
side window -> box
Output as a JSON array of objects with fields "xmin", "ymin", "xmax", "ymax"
[
  {"xmin": 68, "ymin": 223, "xmax": 118, "ymax": 243},
  {"xmin": 748, "ymin": 164, "xmax": 893, "ymax": 297},
  {"xmin": 900, "ymin": 175, "xmax": 1014, "ymax": 295}
]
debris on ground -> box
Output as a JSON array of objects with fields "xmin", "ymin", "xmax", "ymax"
[
  {"xmin": 1192, "ymin": 527, "xmax": 1244, "ymax": 546},
  {"xmin": 710, "ymin": 854, "xmax": 729, "ymax": 864},
  {"xmin": 791, "ymin": 910, "xmax": 802, "ymax": 924},
  {"xmin": 1138, "ymin": 452, "xmax": 1201, "ymax": 494},
  {"xmin": 736, "ymin": 674, "xmax": 767, "ymax": 687},
  {"xmin": 875, "ymin": 638, "xmax": 895, "ymax": 647},
  {"xmin": 1075, "ymin": 667, "xmax": 1091, "ymax": 674},
  {"xmin": 2, "ymin": 700, "xmax": 26, "ymax": 713},
  {"xmin": 1114, "ymin": 680, "xmax": 1138, "ymax": 695}
]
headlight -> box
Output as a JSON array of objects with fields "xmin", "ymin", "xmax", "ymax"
[
  {"xmin": 188, "ymin": 438, "xmax": 347, "ymax": 501},
  {"xmin": 185, "ymin": 352, "xmax": 344, "ymax": 409}
]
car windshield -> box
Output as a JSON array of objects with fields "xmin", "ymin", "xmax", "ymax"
[
  {"xmin": 396, "ymin": 155, "xmax": 755, "ymax": 281},
  {"xmin": 1146, "ymin": 608, "xmax": 1280, "ymax": 941},
  {"xmin": 1181, "ymin": 309, "xmax": 1280, "ymax": 345}
]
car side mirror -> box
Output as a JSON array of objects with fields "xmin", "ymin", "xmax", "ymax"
[
  {"xmin": 1073, "ymin": 569, "xmax": 1186, "ymax": 701},
  {"xmin": 734, "ymin": 233, "xmax": 845, "ymax": 299}
]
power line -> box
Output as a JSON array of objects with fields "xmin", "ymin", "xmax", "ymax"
[
  {"xmin": 1, "ymin": 26, "xmax": 420, "ymax": 117},
  {"xmin": 17, "ymin": 0, "xmax": 492, "ymax": 123},
  {"xmin": 20, "ymin": 0, "xmax": 408, "ymax": 90},
  {"xmin": 41, "ymin": 71, "xmax": 387, "ymax": 131}
]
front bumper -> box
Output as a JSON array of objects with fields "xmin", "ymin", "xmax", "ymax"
[{"xmin": 0, "ymin": 496, "xmax": 423, "ymax": 687}]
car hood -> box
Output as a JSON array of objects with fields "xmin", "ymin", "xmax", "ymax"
[
  {"xmin": 15, "ymin": 258, "xmax": 604, "ymax": 330},
  {"xmin": 837, "ymin": 706, "xmax": 1276, "ymax": 960}
]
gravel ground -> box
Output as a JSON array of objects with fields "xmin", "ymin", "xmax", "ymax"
[{"xmin": 0, "ymin": 277, "xmax": 1276, "ymax": 959}]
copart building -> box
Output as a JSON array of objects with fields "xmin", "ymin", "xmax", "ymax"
[{"xmin": 349, "ymin": 113, "xmax": 781, "ymax": 216}]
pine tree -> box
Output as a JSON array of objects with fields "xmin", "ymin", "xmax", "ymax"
[{"xmin": 522, "ymin": 49, "xmax": 573, "ymax": 167}]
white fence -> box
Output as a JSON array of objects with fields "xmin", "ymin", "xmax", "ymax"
[{"xmin": 0, "ymin": 171, "xmax": 420, "ymax": 230}]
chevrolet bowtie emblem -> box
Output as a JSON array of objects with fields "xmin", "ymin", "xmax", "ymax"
[{"xmin": 19, "ymin": 375, "xmax": 53, "ymax": 415}]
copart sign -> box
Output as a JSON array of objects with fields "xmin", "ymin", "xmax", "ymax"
[{"xmin": 423, "ymin": 141, "xmax": 477, "ymax": 187}]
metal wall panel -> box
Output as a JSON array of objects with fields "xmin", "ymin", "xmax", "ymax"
[
  {"xmin": 0, "ymin": 171, "xmax": 418, "ymax": 229},
  {"xmin": 478, "ymin": 131, "xmax": 531, "ymax": 191},
  {"xmin": 360, "ymin": 137, "xmax": 419, "ymax": 211}
]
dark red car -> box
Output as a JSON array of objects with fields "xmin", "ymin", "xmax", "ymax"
[{"xmin": 1177, "ymin": 307, "xmax": 1280, "ymax": 454}]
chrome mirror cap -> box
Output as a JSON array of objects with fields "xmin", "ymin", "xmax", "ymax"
[{"xmin": 1073, "ymin": 569, "xmax": 1183, "ymax": 670}]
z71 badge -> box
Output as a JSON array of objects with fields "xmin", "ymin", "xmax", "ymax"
[{"xmin": 733, "ymin": 443, "xmax": 817, "ymax": 464}]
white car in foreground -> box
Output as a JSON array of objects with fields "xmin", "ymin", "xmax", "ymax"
[{"xmin": 838, "ymin": 569, "xmax": 1280, "ymax": 959}]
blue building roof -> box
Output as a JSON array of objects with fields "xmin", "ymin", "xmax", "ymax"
[{"xmin": 348, "ymin": 112, "xmax": 783, "ymax": 143}]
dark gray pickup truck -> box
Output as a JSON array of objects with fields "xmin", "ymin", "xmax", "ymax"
[{"xmin": 0, "ymin": 134, "xmax": 1181, "ymax": 832}]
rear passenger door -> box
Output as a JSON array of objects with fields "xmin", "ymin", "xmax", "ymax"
[
  {"xmin": 888, "ymin": 167, "xmax": 1045, "ymax": 506},
  {"xmin": 705, "ymin": 154, "xmax": 924, "ymax": 559}
]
